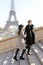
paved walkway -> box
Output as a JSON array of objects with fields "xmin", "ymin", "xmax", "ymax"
[{"xmin": 0, "ymin": 41, "xmax": 43, "ymax": 65}]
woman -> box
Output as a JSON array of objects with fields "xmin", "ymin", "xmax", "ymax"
[{"xmin": 13, "ymin": 24, "xmax": 26, "ymax": 61}]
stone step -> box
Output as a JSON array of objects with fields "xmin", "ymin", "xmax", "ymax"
[
  {"xmin": 36, "ymin": 42, "xmax": 43, "ymax": 51},
  {"xmin": 28, "ymin": 49, "xmax": 41, "ymax": 65},
  {"xmin": 0, "ymin": 42, "xmax": 43, "ymax": 65},
  {"xmin": 3, "ymin": 50, "xmax": 13, "ymax": 65},
  {"xmin": 0, "ymin": 52, "xmax": 8, "ymax": 65},
  {"xmin": 20, "ymin": 51, "xmax": 30, "ymax": 65},
  {"xmin": 11, "ymin": 50, "xmax": 20, "ymax": 65},
  {"xmin": 31, "ymin": 44, "xmax": 43, "ymax": 65}
]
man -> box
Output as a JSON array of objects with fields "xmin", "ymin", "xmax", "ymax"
[{"xmin": 24, "ymin": 20, "xmax": 35, "ymax": 55}]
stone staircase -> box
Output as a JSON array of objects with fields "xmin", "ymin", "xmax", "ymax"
[{"xmin": 0, "ymin": 41, "xmax": 43, "ymax": 65}]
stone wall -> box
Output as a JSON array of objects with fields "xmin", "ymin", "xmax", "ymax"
[
  {"xmin": 34, "ymin": 27, "xmax": 43, "ymax": 42},
  {"xmin": 0, "ymin": 36, "xmax": 18, "ymax": 53}
]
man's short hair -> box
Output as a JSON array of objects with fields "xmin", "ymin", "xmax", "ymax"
[{"xmin": 28, "ymin": 20, "xmax": 32, "ymax": 23}]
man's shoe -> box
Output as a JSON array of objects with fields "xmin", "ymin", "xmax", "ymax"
[
  {"xmin": 27, "ymin": 52, "xmax": 33, "ymax": 55},
  {"xmin": 13, "ymin": 56, "xmax": 17, "ymax": 61},
  {"xmin": 20, "ymin": 56, "xmax": 25, "ymax": 60}
]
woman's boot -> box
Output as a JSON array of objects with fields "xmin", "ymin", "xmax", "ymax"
[
  {"xmin": 20, "ymin": 49, "xmax": 26, "ymax": 60},
  {"xmin": 13, "ymin": 48, "xmax": 19, "ymax": 61}
]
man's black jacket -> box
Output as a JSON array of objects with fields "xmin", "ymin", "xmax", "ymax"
[{"xmin": 24, "ymin": 24, "xmax": 35, "ymax": 46}]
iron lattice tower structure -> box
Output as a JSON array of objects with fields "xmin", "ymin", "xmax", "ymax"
[{"xmin": 4, "ymin": 0, "xmax": 18, "ymax": 30}]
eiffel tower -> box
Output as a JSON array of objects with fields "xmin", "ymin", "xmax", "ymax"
[{"xmin": 4, "ymin": 0, "xmax": 18, "ymax": 30}]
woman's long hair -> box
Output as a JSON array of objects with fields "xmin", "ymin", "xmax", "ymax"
[{"xmin": 18, "ymin": 24, "xmax": 24, "ymax": 35}]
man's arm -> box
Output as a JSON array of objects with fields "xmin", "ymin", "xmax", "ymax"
[
  {"xmin": 24, "ymin": 26, "xmax": 28, "ymax": 40},
  {"xmin": 24, "ymin": 26, "xmax": 27, "ymax": 34}
]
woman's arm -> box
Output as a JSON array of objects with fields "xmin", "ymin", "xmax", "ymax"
[{"xmin": 21, "ymin": 29, "xmax": 26, "ymax": 38}]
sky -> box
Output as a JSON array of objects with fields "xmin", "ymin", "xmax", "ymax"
[{"xmin": 0, "ymin": 0, "xmax": 43, "ymax": 28}]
